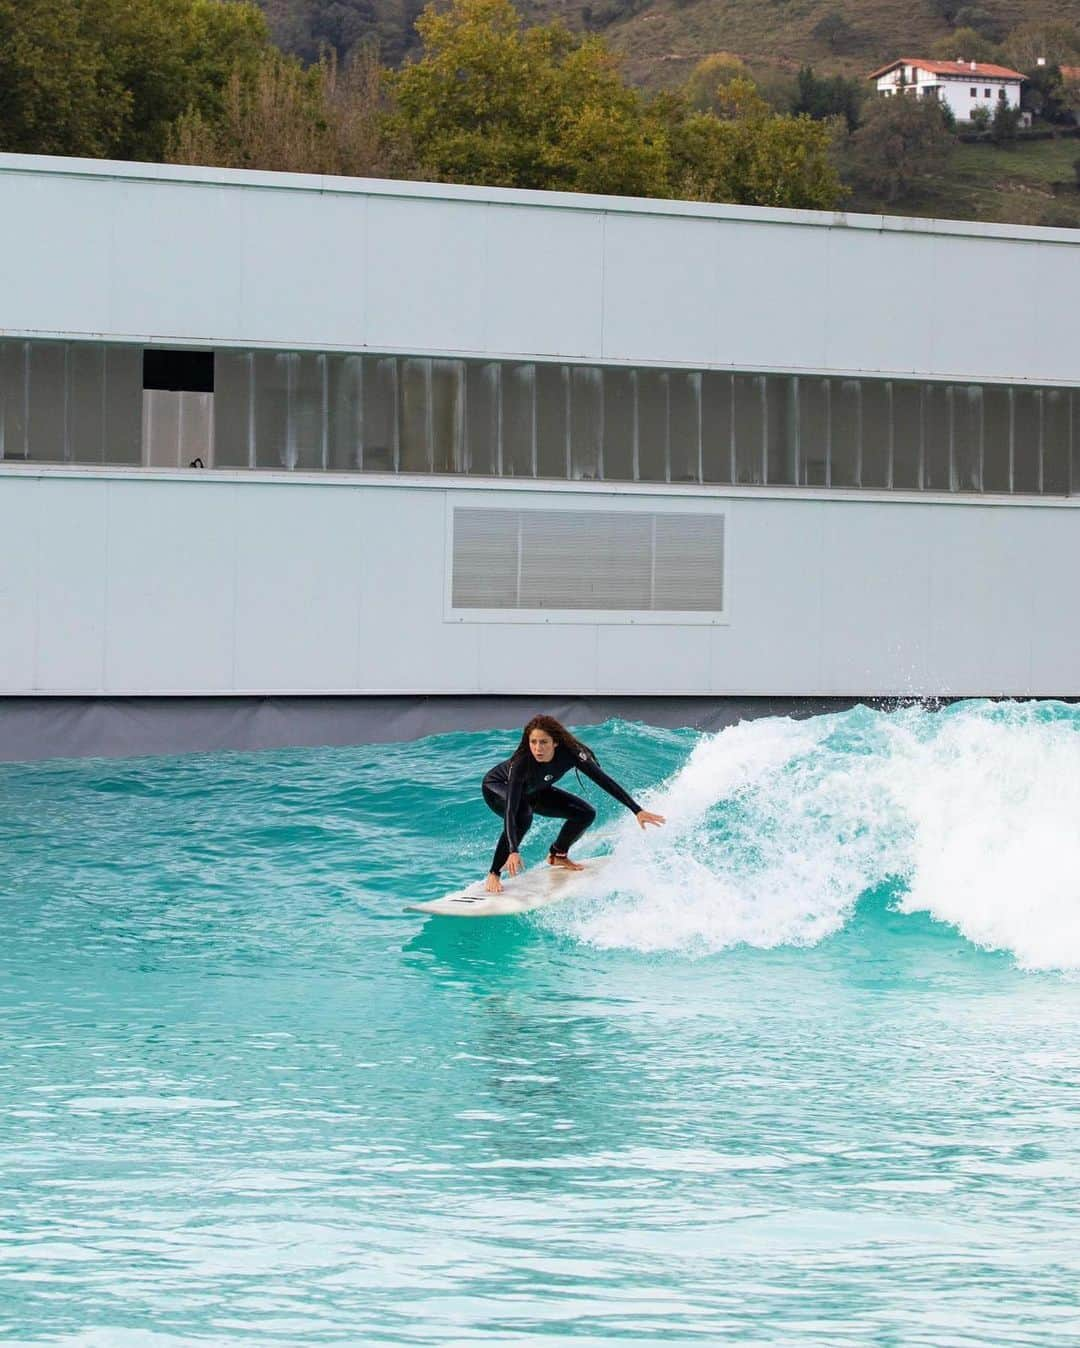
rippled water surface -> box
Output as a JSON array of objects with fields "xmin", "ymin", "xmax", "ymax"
[{"xmin": 3, "ymin": 701, "xmax": 1080, "ymax": 1345}]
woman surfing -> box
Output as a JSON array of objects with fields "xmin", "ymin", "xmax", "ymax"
[{"xmin": 482, "ymin": 715, "xmax": 665, "ymax": 894}]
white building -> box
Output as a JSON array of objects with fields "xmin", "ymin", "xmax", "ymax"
[
  {"xmin": 1, "ymin": 152, "xmax": 1080, "ymax": 758},
  {"xmin": 870, "ymin": 59, "xmax": 1025, "ymax": 123}
]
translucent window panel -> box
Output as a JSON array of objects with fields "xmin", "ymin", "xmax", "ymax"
[
  {"xmin": 636, "ymin": 369, "xmax": 669, "ymax": 482},
  {"xmin": 668, "ymin": 371, "xmax": 702, "ymax": 483},
  {"xmin": 982, "ymin": 385, "xmax": 1011, "ymax": 492},
  {"xmin": 253, "ymin": 351, "xmax": 291, "ymax": 469},
  {"xmin": 143, "ymin": 390, "xmax": 214, "ymax": 468},
  {"xmin": 501, "ymin": 363, "xmax": 535, "ymax": 477},
  {"xmin": 860, "ymin": 380, "xmax": 891, "ymax": 489},
  {"xmin": 923, "ymin": 383, "xmax": 950, "ymax": 491},
  {"xmin": 0, "ymin": 341, "xmax": 29, "ymax": 460},
  {"xmin": 1043, "ymin": 388, "xmax": 1070, "ymax": 495},
  {"xmin": 602, "ymin": 367, "xmax": 636, "ymax": 481},
  {"xmin": 569, "ymin": 366, "xmax": 603, "ymax": 481},
  {"xmin": 399, "ymin": 357, "xmax": 431, "ymax": 473},
  {"xmin": 214, "ymin": 349, "xmax": 254, "ymax": 468},
  {"xmin": 465, "ymin": 362, "xmax": 500, "ymax": 476},
  {"xmin": 701, "ymin": 371, "xmax": 732, "ymax": 484},
  {"xmin": 289, "ymin": 353, "xmax": 327, "ymax": 472},
  {"xmin": 536, "ymin": 363, "xmax": 568, "ymax": 479},
  {"xmin": 891, "ymin": 381, "xmax": 922, "ymax": 490},
  {"xmin": 830, "ymin": 379, "xmax": 860, "ymax": 488},
  {"xmin": 69, "ymin": 344, "xmax": 106, "ymax": 465},
  {"xmin": 142, "ymin": 389, "xmax": 181, "ymax": 467},
  {"xmin": 28, "ymin": 342, "xmax": 68, "ymax": 461},
  {"xmin": 1073, "ymin": 391, "xmax": 1080, "ymax": 496},
  {"xmin": 950, "ymin": 385, "xmax": 982, "ymax": 492},
  {"xmin": 362, "ymin": 356, "xmax": 398, "ymax": 471},
  {"xmin": 431, "ymin": 360, "xmax": 464, "ymax": 474},
  {"xmin": 102, "ymin": 345, "xmax": 143, "ymax": 465},
  {"xmin": 326, "ymin": 353, "xmax": 363, "ymax": 471},
  {"xmin": 1012, "ymin": 387, "xmax": 1041, "ymax": 494},
  {"xmin": 764, "ymin": 375, "xmax": 796, "ymax": 486},
  {"xmin": 733, "ymin": 374, "xmax": 764, "ymax": 485},
  {"xmin": 798, "ymin": 376, "xmax": 828, "ymax": 487}
]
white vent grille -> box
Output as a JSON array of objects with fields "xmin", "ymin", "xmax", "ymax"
[{"xmin": 452, "ymin": 507, "xmax": 724, "ymax": 613}]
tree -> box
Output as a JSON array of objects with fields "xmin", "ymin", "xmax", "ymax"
[
  {"xmin": 928, "ymin": 27, "xmax": 999, "ymax": 64},
  {"xmin": 168, "ymin": 43, "xmax": 407, "ymax": 177},
  {"xmin": 1022, "ymin": 63, "xmax": 1072, "ymax": 125},
  {"xmin": 1002, "ymin": 23, "xmax": 1080, "ymax": 73},
  {"xmin": 684, "ymin": 53, "xmax": 748, "ymax": 114},
  {"xmin": 89, "ymin": 0, "xmax": 271, "ymax": 160},
  {"xmin": 392, "ymin": 0, "xmax": 669, "ymax": 196},
  {"xmin": 0, "ymin": 0, "xmax": 125, "ymax": 155},
  {"xmin": 792, "ymin": 66, "xmax": 862, "ymax": 132},
  {"xmin": 668, "ymin": 80, "xmax": 845, "ymax": 210},
  {"xmin": 847, "ymin": 93, "xmax": 953, "ymax": 203},
  {"xmin": 969, "ymin": 104, "xmax": 990, "ymax": 131},
  {"xmin": 990, "ymin": 98, "xmax": 1021, "ymax": 144},
  {"xmin": 927, "ymin": 0, "xmax": 963, "ymax": 25},
  {"xmin": 812, "ymin": 12, "xmax": 857, "ymax": 54},
  {"xmin": 0, "ymin": 0, "xmax": 271, "ymax": 161},
  {"xmin": 953, "ymin": 6, "xmax": 1004, "ymax": 42}
]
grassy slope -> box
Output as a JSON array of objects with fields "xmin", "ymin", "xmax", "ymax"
[
  {"xmin": 846, "ymin": 135, "xmax": 1080, "ymax": 228},
  {"xmin": 557, "ymin": 0, "xmax": 1080, "ymax": 89}
]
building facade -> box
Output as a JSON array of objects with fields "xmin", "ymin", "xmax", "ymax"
[
  {"xmin": 2, "ymin": 152, "xmax": 1080, "ymax": 730},
  {"xmin": 870, "ymin": 59, "xmax": 1025, "ymax": 123}
]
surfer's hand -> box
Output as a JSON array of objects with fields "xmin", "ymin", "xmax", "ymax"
[
  {"xmin": 506, "ymin": 852, "xmax": 523, "ymax": 876},
  {"xmin": 485, "ymin": 872, "xmax": 504, "ymax": 894},
  {"xmin": 636, "ymin": 810, "xmax": 665, "ymax": 829}
]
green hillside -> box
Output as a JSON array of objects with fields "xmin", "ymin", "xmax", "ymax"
[
  {"xmin": 849, "ymin": 134, "xmax": 1080, "ymax": 228},
  {"xmin": 261, "ymin": 0, "xmax": 1080, "ymax": 85},
  {"xmin": 559, "ymin": 0, "xmax": 1080, "ymax": 89},
  {"xmin": 245, "ymin": 0, "xmax": 1080, "ymax": 230}
]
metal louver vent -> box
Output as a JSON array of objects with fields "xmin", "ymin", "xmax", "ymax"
[{"xmin": 452, "ymin": 507, "xmax": 724, "ymax": 613}]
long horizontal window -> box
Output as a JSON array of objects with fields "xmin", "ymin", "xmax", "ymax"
[{"xmin": 1, "ymin": 338, "xmax": 1077, "ymax": 497}]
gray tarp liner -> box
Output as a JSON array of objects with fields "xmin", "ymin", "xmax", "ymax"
[{"xmin": 0, "ymin": 695, "xmax": 906, "ymax": 764}]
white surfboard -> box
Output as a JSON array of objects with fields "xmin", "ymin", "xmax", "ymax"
[{"xmin": 406, "ymin": 855, "xmax": 614, "ymax": 918}]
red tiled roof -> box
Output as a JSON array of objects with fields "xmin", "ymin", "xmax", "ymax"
[{"xmin": 868, "ymin": 58, "xmax": 1025, "ymax": 82}]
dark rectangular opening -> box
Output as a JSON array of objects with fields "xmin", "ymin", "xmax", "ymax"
[{"xmin": 143, "ymin": 349, "xmax": 215, "ymax": 393}]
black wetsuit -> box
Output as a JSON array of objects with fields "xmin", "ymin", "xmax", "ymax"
[{"xmin": 482, "ymin": 745, "xmax": 642, "ymax": 876}]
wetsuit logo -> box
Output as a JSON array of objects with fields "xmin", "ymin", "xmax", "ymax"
[{"xmin": 544, "ymin": 774, "xmax": 554, "ymax": 781}]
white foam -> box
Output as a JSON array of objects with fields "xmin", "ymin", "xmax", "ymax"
[{"xmin": 555, "ymin": 702, "xmax": 1080, "ymax": 971}]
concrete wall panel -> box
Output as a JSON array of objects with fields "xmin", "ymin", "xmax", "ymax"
[
  {"xmin": 0, "ymin": 477, "xmax": 38, "ymax": 692},
  {"xmin": 3, "ymin": 472, "xmax": 1080, "ymax": 698},
  {"xmin": 103, "ymin": 480, "xmax": 237, "ymax": 691},
  {"xmin": 2, "ymin": 156, "xmax": 1078, "ymax": 389},
  {"xmin": 35, "ymin": 479, "xmax": 108, "ymax": 692}
]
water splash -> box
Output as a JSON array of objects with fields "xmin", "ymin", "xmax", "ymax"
[{"xmin": 558, "ymin": 701, "xmax": 1080, "ymax": 971}]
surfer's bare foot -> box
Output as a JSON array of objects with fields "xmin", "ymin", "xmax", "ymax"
[
  {"xmin": 548, "ymin": 852, "xmax": 585, "ymax": 871},
  {"xmin": 484, "ymin": 872, "xmax": 503, "ymax": 894}
]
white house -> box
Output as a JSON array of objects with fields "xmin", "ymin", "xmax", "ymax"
[{"xmin": 869, "ymin": 59, "xmax": 1025, "ymax": 124}]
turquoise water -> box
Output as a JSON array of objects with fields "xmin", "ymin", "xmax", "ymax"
[{"xmin": 3, "ymin": 700, "xmax": 1080, "ymax": 1345}]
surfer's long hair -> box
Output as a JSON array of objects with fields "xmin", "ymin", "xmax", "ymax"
[{"xmin": 511, "ymin": 715, "xmax": 595, "ymax": 764}]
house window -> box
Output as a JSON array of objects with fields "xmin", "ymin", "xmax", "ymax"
[
  {"xmin": 971, "ymin": 87, "xmax": 977, "ymax": 97},
  {"xmin": 998, "ymin": 87, "xmax": 1006, "ymax": 100},
  {"xmin": 984, "ymin": 88, "xmax": 991, "ymax": 98}
]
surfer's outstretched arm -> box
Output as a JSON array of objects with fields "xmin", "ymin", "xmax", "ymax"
[{"xmin": 577, "ymin": 756, "xmax": 665, "ymax": 829}]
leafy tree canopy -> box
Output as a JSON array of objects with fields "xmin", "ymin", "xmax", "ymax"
[
  {"xmin": 667, "ymin": 79, "xmax": 845, "ymax": 210},
  {"xmin": 928, "ymin": 27, "xmax": 999, "ymax": 64},
  {"xmin": 1001, "ymin": 22, "xmax": 1080, "ymax": 72},
  {"xmin": 0, "ymin": 0, "xmax": 271, "ymax": 160},
  {"xmin": 847, "ymin": 92, "xmax": 953, "ymax": 203},
  {"xmin": 684, "ymin": 53, "xmax": 748, "ymax": 114},
  {"xmin": 792, "ymin": 66, "xmax": 862, "ymax": 132},
  {"xmin": 392, "ymin": 0, "xmax": 669, "ymax": 195}
]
